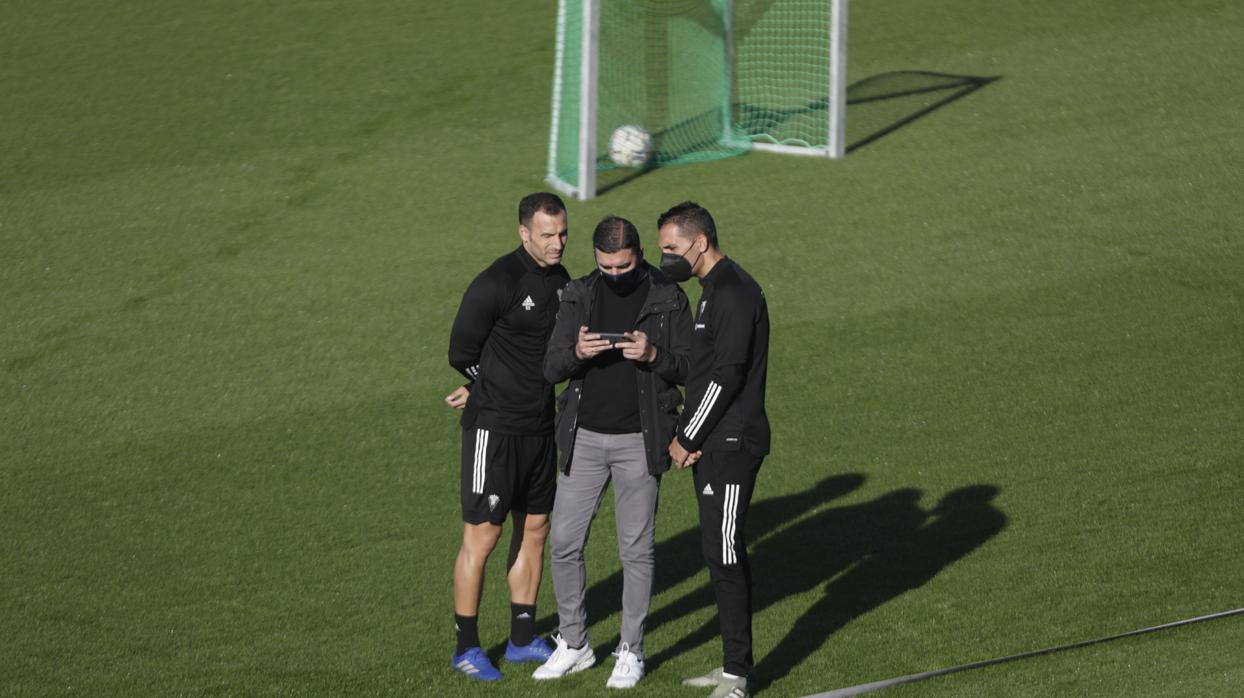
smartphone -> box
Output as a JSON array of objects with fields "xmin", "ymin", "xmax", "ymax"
[{"xmin": 593, "ymin": 331, "xmax": 631, "ymax": 345}]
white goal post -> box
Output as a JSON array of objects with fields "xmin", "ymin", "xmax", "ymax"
[{"xmin": 547, "ymin": 0, "xmax": 848, "ymax": 201}]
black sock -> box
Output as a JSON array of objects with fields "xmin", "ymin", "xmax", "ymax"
[
  {"xmin": 510, "ymin": 603, "xmax": 536, "ymax": 647},
  {"xmin": 455, "ymin": 614, "xmax": 480, "ymax": 654}
]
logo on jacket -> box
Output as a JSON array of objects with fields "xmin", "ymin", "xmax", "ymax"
[{"xmin": 522, "ymin": 295, "xmax": 535, "ymax": 311}]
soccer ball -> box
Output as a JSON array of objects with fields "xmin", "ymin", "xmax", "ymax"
[{"xmin": 608, "ymin": 125, "xmax": 654, "ymax": 168}]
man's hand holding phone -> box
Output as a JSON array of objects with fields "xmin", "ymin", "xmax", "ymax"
[
  {"xmin": 616, "ymin": 330, "xmax": 656, "ymax": 363},
  {"xmin": 580, "ymin": 327, "xmax": 657, "ymax": 364},
  {"xmin": 575, "ymin": 326, "xmax": 614, "ymax": 360}
]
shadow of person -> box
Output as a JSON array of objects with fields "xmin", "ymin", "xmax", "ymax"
[
  {"xmin": 533, "ymin": 473, "xmax": 868, "ymax": 656},
  {"xmin": 643, "ymin": 487, "xmax": 927, "ymax": 673},
  {"xmin": 751, "ymin": 484, "xmax": 1008, "ymax": 690}
]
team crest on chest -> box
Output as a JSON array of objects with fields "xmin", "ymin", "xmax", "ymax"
[{"xmin": 522, "ymin": 295, "xmax": 535, "ymax": 311}]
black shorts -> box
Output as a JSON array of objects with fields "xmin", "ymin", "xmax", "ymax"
[{"xmin": 460, "ymin": 427, "xmax": 557, "ymax": 525}]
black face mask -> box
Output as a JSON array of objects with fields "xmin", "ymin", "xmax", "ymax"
[
  {"xmin": 660, "ymin": 246, "xmax": 703, "ymax": 283},
  {"xmin": 601, "ymin": 264, "xmax": 647, "ymax": 295}
]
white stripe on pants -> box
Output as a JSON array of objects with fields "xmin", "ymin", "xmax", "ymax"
[
  {"xmin": 721, "ymin": 484, "xmax": 740, "ymax": 565},
  {"xmin": 472, "ymin": 428, "xmax": 489, "ymax": 494}
]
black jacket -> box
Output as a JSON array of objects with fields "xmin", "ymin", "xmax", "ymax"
[
  {"xmin": 676, "ymin": 257, "xmax": 770, "ymax": 456},
  {"xmin": 448, "ymin": 245, "xmax": 570, "ymax": 435},
  {"xmin": 544, "ymin": 264, "xmax": 693, "ymax": 475}
]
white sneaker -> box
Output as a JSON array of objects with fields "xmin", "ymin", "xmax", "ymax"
[
  {"xmin": 682, "ymin": 666, "xmax": 726, "ymax": 687},
  {"xmin": 532, "ymin": 634, "xmax": 595, "ymax": 680},
  {"xmin": 605, "ymin": 643, "xmax": 644, "ymax": 689}
]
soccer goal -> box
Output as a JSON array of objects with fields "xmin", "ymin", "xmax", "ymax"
[{"xmin": 546, "ymin": 0, "xmax": 848, "ymax": 200}]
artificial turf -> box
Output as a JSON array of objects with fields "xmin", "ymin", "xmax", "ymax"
[{"xmin": 2, "ymin": 0, "xmax": 1241, "ymax": 695}]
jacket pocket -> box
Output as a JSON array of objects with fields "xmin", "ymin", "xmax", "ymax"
[
  {"xmin": 639, "ymin": 299, "xmax": 677, "ymax": 340},
  {"xmin": 656, "ymin": 388, "xmax": 682, "ymax": 441},
  {"xmin": 656, "ymin": 387, "xmax": 683, "ymax": 413}
]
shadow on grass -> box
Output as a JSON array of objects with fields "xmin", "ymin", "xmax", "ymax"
[
  {"xmin": 735, "ymin": 70, "xmax": 1000, "ymax": 155},
  {"xmin": 522, "ymin": 474, "xmax": 864, "ymax": 662},
  {"xmin": 552, "ymin": 474, "xmax": 1006, "ymax": 687},
  {"xmin": 842, "ymin": 71, "xmax": 1000, "ymax": 153},
  {"xmin": 592, "ymin": 70, "xmax": 999, "ymax": 196}
]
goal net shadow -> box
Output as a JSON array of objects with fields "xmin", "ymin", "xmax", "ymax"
[
  {"xmin": 843, "ymin": 70, "xmax": 999, "ymax": 152},
  {"xmin": 595, "ymin": 71, "xmax": 998, "ymax": 194}
]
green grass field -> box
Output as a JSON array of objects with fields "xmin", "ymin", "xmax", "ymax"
[{"xmin": 3, "ymin": 0, "xmax": 1242, "ymax": 695}]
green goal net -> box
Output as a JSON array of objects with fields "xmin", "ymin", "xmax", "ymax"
[{"xmin": 548, "ymin": 0, "xmax": 846, "ymax": 200}]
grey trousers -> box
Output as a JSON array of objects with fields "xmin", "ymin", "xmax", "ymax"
[{"xmin": 549, "ymin": 428, "xmax": 660, "ymax": 656}]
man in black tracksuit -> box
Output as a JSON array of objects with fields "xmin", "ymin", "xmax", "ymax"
[
  {"xmin": 444, "ymin": 192, "xmax": 570, "ymax": 681},
  {"xmin": 658, "ymin": 202, "xmax": 769, "ymax": 698}
]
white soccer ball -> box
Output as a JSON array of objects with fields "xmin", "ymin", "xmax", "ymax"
[{"xmin": 608, "ymin": 124, "xmax": 654, "ymax": 168}]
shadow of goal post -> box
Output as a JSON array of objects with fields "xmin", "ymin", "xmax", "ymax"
[{"xmin": 546, "ymin": 0, "xmax": 848, "ymax": 201}]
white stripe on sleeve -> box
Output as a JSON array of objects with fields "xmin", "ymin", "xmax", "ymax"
[{"xmin": 684, "ymin": 381, "xmax": 722, "ymax": 441}]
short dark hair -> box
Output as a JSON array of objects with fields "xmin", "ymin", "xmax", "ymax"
[
  {"xmin": 657, "ymin": 201, "xmax": 718, "ymax": 248},
  {"xmin": 518, "ymin": 192, "xmax": 567, "ymax": 227},
  {"xmin": 592, "ymin": 215, "xmax": 641, "ymax": 254}
]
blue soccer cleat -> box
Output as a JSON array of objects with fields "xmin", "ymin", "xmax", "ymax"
[
  {"xmin": 452, "ymin": 646, "xmax": 503, "ymax": 681},
  {"xmin": 504, "ymin": 635, "xmax": 554, "ymax": 663}
]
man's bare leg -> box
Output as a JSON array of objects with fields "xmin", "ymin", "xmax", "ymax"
[
  {"xmin": 455, "ymin": 521, "xmax": 503, "ymax": 614},
  {"xmin": 503, "ymin": 511, "xmax": 550, "ymax": 651},
  {"xmin": 453, "ymin": 521, "xmax": 503, "ymax": 653},
  {"xmin": 451, "ymin": 521, "xmax": 504, "ymax": 678},
  {"xmin": 507, "ymin": 512, "xmax": 549, "ymax": 603}
]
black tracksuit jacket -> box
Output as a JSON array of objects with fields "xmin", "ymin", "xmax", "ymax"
[
  {"xmin": 448, "ymin": 245, "xmax": 569, "ymax": 435},
  {"xmin": 676, "ymin": 257, "xmax": 771, "ymax": 456}
]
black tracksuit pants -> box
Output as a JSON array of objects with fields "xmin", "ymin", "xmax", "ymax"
[{"xmin": 692, "ymin": 449, "xmax": 764, "ymax": 677}]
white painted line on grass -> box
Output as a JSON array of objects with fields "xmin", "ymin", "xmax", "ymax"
[{"xmin": 802, "ymin": 607, "xmax": 1244, "ymax": 698}]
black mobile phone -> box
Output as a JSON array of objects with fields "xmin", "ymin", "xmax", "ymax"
[{"xmin": 593, "ymin": 331, "xmax": 630, "ymax": 345}]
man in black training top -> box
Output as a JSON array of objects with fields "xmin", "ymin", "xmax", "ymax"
[
  {"xmin": 535, "ymin": 215, "xmax": 692, "ymax": 689},
  {"xmin": 659, "ymin": 202, "xmax": 770, "ymax": 698},
  {"xmin": 444, "ymin": 192, "xmax": 570, "ymax": 681}
]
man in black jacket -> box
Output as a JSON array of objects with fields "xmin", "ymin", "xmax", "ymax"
[
  {"xmin": 534, "ymin": 215, "xmax": 692, "ymax": 689},
  {"xmin": 659, "ymin": 202, "xmax": 769, "ymax": 698},
  {"xmin": 444, "ymin": 192, "xmax": 570, "ymax": 681}
]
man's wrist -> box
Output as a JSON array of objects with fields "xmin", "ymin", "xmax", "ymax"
[{"xmin": 676, "ymin": 433, "xmax": 696, "ymax": 452}]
